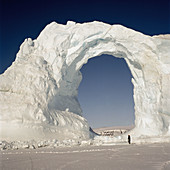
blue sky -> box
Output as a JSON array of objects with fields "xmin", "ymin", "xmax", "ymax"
[
  {"xmin": 78, "ymin": 55, "xmax": 135, "ymax": 128},
  {"xmin": 1, "ymin": 0, "xmax": 170, "ymax": 128}
]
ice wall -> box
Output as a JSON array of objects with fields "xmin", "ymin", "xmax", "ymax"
[{"xmin": 0, "ymin": 21, "xmax": 170, "ymax": 141}]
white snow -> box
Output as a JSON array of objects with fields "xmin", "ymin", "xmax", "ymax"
[
  {"xmin": 1, "ymin": 143, "xmax": 170, "ymax": 170},
  {"xmin": 0, "ymin": 21, "xmax": 170, "ymax": 143}
]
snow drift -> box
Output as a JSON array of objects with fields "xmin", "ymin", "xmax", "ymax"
[{"xmin": 0, "ymin": 21, "xmax": 170, "ymax": 142}]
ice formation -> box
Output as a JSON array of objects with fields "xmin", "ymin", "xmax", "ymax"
[{"xmin": 0, "ymin": 21, "xmax": 170, "ymax": 142}]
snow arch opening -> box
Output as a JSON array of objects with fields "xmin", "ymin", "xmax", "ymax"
[
  {"xmin": 78, "ymin": 55, "xmax": 135, "ymax": 128},
  {"xmin": 0, "ymin": 21, "xmax": 170, "ymax": 141}
]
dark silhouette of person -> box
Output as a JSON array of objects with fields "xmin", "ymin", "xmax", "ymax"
[{"xmin": 128, "ymin": 135, "xmax": 131, "ymax": 144}]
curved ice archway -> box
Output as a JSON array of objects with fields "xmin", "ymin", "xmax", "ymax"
[{"xmin": 0, "ymin": 21, "xmax": 170, "ymax": 141}]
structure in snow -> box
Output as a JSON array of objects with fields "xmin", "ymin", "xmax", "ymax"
[{"xmin": 0, "ymin": 21, "xmax": 170, "ymax": 142}]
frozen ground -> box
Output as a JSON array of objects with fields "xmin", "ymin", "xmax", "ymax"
[{"xmin": 1, "ymin": 143, "xmax": 170, "ymax": 170}]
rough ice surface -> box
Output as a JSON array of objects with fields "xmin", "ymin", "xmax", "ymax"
[{"xmin": 0, "ymin": 21, "xmax": 170, "ymax": 144}]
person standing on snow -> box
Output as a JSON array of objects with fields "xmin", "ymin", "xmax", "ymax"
[{"xmin": 128, "ymin": 135, "xmax": 131, "ymax": 144}]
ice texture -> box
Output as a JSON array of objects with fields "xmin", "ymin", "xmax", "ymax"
[{"xmin": 0, "ymin": 21, "xmax": 170, "ymax": 142}]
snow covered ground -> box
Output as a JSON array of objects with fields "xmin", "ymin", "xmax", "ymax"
[
  {"xmin": 93, "ymin": 125, "xmax": 134, "ymax": 136},
  {"xmin": 1, "ymin": 143, "xmax": 170, "ymax": 170}
]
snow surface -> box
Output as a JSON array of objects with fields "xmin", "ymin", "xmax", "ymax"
[
  {"xmin": 0, "ymin": 21, "xmax": 170, "ymax": 143},
  {"xmin": 1, "ymin": 143, "xmax": 170, "ymax": 170}
]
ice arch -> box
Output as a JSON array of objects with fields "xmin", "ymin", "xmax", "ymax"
[{"xmin": 0, "ymin": 21, "xmax": 170, "ymax": 141}]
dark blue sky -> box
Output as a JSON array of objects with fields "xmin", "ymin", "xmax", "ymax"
[{"xmin": 1, "ymin": 0, "xmax": 170, "ymax": 128}]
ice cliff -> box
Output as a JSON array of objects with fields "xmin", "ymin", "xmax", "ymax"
[{"xmin": 0, "ymin": 21, "xmax": 170, "ymax": 142}]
